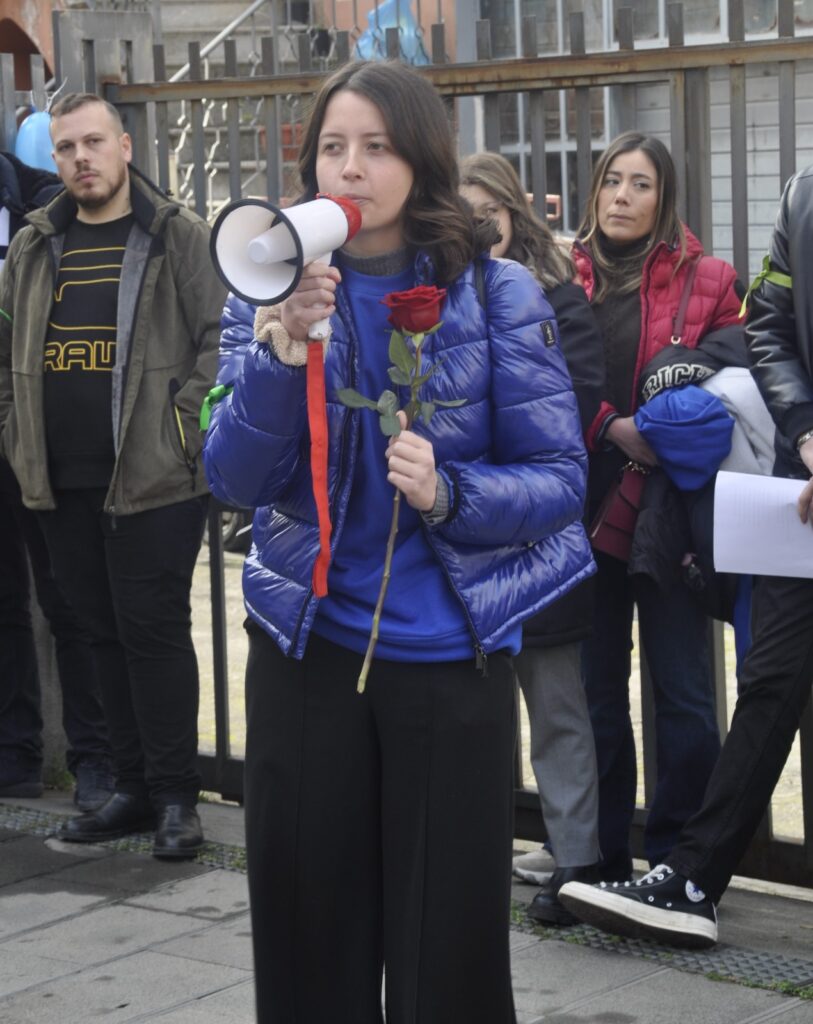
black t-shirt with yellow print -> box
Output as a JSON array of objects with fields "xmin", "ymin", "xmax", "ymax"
[{"xmin": 43, "ymin": 213, "xmax": 133, "ymax": 489}]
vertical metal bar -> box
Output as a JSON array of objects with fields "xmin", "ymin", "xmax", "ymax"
[
  {"xmin": 476, "ymin": 20, "xmax": 500, "ymax": 153},
  {"xmin": 207, "ymin": 503, "xmax": 232, "ymax": 789},
  {"xmin": 778, "ymin": 0, "xmax": 796, "ymax": 190},
  {"xmin": 667, "ymin": 8, "xmax": 687, "ymax": 223},
  {"xmin": 261, "ymin": 36, "xmax": 281, "ymax": 203},
  {"xmin": 30, "ymin": 55, "xmax": 47, "ymax": 111},
  {"xmin": 523, "ymin": 16, "xmax": 548, "ymax": 220},
  {"xmin": 224, "ymin": 40, "xmax": 242, "ymax": 202},
  {"xmin": 570, "ymin": 12, "xmax": 592, "ymax": 222},
  {"xmin": 728, "ymin": 2, "xmax": 748, "ymax": 276},
  {"xmin": 0, "ymin": 54, "xmax": 16, "ymax": 152},
  {"xmin": 799, "ymin": 698, "xmax": 813, "ymax": 868},
  {"xmin": 431, "ymin": 22, "xmax": 446, "ymax": 64},
  {"xmin": 684, "ymin": 68, "xmax": 712, "ymax": 251},
  {"xmin": 710, "ymin": 620, "xmax": 728, "ymax": 740},
  {"xmin": 153, "ymin": 45, "xmax": 171, "ymax": 195},
  {"xmin": 336, "ymin": 31, "xmax": 351, "ymax": 65},
  {"xmin": 188, "ymin": 43, "xmax": 207, "ymax": 218},
  {"xmin": 298, "ymin": 31, "xmax": 312, "ymax": 72},
  {"xmin": 386, "ymin": 26, "xmax": 400, "ymax": 59},
  {"xmin": 616, "ymin": 7, "xmax": 634, "ymax": 49}
]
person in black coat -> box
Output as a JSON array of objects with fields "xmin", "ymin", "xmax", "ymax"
[
  {"xmin": 461, "ymin": 152, "xmax": 603, "ymax": 923},
  {"xmin": 0, "ymin": 149, "xmax": 113, "ymax": 808}
]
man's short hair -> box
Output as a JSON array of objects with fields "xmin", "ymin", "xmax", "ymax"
[{"xmin": 50, "ymin": 93, "xmax": 124, "ymax": 135}]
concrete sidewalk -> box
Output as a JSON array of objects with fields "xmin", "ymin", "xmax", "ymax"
[{"xmin": 1, "ymin": 793, "xmax": 812, "ymax": 1023}]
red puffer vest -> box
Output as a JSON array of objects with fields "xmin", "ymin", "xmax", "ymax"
[{"xmin": 573, "ymin": 226, "xmax": 743, "ymax": 451}]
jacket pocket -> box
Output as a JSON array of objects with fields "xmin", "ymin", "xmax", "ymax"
[{"xmin": 168, "ymin": 378, "xmax": 197, "ymax": 481}]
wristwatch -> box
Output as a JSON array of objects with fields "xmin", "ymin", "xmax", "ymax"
[{"xmin": 796, "ymin": 428, "xmax": 813, "ymax": 450}]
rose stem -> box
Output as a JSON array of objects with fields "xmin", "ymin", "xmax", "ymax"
[{"xmin": 356, "ymin": 336, "xmax": 423, "ymax": 694}]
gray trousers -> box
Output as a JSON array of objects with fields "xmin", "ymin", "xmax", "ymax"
[{"xmin": 516, "ymin": 642, "xmax": 600, "ymax": 868}]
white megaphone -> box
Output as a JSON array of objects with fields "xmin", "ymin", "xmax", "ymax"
[{"xmin": 209, "ymin": 193, "xmax": 362, "ymax": 340}]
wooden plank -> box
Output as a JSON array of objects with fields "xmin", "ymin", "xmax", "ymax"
[
  {"xmin": 29, "ymin": 55, "xmax": 47, "ymax": 111},
  {"xmin": 778, "ymin": 0, "xmax": 796, "ymax": 190},
  {"xmin": 669, "ymin": 70, "xmax": 688, "ymax": 223}
]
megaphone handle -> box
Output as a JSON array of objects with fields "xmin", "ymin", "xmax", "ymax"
[{"xmin": 306, "ymin": 252, "xmax": 334, "ymax": 343}]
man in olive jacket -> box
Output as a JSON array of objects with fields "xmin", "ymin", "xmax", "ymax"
[{"xmin": 0, "ymin": 93, "xmax": 226, "ymax": 857}]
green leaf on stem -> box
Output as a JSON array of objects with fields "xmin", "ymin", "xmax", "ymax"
[
  {"xmin": 337, "ymin": 388, "xmax": 379, "ymax": 411},
  {"xmin": 434, "ymin": 398, "xmax": 467, "ymax": 408},
  {"xmin": 388, "ymin": 331, "xmax": 415, "ymax": 376},
  {"xmin": 413, "ymin": 368, "xmax": 436, "ymax": 387},
  {"xmin": 376, "ymin": 390, "xmax": 399, "ymax": 416},
  {"xmin": 379, "ymin": 413, "xmax": 401, "ymax": 436},
  {"xmin": 423, "ymin": 321, "xmax": 444, "ymax": 335},
  {"xmin": 387, "ymin": 366, "xmax": 411, "ymax": 386},
  {"xmin": 404, "ymin": 399, "xmax": 420, "ymax": 425},
  {"xmin": 420, "ymin": 401, "xmax": 436, "ymax": 424}
]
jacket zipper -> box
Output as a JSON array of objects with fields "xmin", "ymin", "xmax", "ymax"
[{"xmin": 170, "ymin": 380, "xmax": 197, "ymax": 489}]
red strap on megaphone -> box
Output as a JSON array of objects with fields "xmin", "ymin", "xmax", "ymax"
[{"xmin": 307, "ymin": 342, "xmax": 331, "ymax": 597}]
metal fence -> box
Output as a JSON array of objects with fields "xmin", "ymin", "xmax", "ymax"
[{"xmin": 2, "ymin": 0, "xmax": 811, "ymax": 889}]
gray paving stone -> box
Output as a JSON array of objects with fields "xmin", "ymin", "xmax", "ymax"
[
  {"xmin": 7, "ymin": 903, "xmax": 217, "ymax": 966},
  {"xmin": 510, "ymin": 940, "xmax": 667, "ymax": 1020},
  {"xmin": 764, "ymin": 1000, "xmax": 813, "ymax": 1021},
  {"xmin": 49, "ymin": 848, "xmax": 210, "ymax": 895},
  {"xmin": 0, "ymin": 949, "xmax": 251, "ymax": 1023},
  {"xmin": 137, "ymin": 978, "xmax": 256, "ymax": 1022},
  {"xmin": 519, "ymin": 953, "xmax": 796, "ymax": 1023},
  {"xmin": 126, "ymin": 869, "xmax": 249, "ymax": 920},
  {"xmin": 0, "ymin": 877, "xmax": 112, "ymax": 940},
  {"xmin": 153, "ymin": 912, "xmax": 253, "ymax": 970},
  {"xmin": 0, "ymin": 833, "xmax": 109, "ymax": 885},
  {"xmin": 0, "ymin": 947, "xmax": 78, "ymax": 999}
]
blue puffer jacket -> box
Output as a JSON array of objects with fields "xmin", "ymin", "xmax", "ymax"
[{"xmin": 203, "ymin": 252, "xmax": 595, "ymax": 660}]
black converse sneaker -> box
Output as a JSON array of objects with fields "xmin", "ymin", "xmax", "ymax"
[{"xmin": 558, "ymin": 864, "xmax": 718, "ymax": 949}]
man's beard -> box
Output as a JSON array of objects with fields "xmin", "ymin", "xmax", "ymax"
[{"xmin": 71, "ymin": 164, "xmax": 129, "ymax": 211}]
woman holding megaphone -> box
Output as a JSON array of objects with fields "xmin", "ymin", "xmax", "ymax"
[{"xmin": 203, "ymin": 60, "xmax": 593, "ymax": 1023}]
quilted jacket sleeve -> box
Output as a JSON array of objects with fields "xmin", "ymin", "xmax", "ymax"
[
  {"xmin": 202, "ymin": 293, "xmax": 309, "ymax": 510},
  {"xmin": 435, "ymin": 261, "xmax": 588, "ymax": 547}
]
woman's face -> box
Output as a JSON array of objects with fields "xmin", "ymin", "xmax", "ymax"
[
  {"xmin": 460, "ymin": 183, "xmax": 513, "ymax": 258},
  {"xmin": 315, "ymin": 90, "xmax": 414, "ymax": 257},
  {"xmin": 596, "ymin": 149, "xmax": 659, "ymax": 244}
]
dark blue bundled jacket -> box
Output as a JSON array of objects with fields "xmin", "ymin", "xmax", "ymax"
[{"xmin": 203, "ymin": 252, "xmax": 595, "ymax": 659}]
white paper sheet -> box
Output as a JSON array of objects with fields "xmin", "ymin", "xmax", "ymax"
[{"xmin": 713, "ymin": 470, "xmax": 813, "ymax": 578}]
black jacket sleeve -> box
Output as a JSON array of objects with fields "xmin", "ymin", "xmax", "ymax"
[{"xmin": 547, "ymin": 281, "xmax": 604, "ymax": 434}]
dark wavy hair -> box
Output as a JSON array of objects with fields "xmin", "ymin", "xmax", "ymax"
[
  {"xmin": 296, "ymin": 61, "xmax": 492, "ymax": 284},
  {"xmin": 577, "ymin": 131, "xmax": 687, "ymax": 302},
  {"xmin": 459, "ymin": 151, "xmax": 573, "ymax": 290}
]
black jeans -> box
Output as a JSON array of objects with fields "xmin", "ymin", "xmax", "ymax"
[
  {"xmin": 0, "ymin": 463, "xmax": 109, "ymax": 773},
  {"xmin": 582, "ymin": 551, "xmax": 720, "ymax": 878},
  {"xmin": 37, "ymin": 489, "xmax": 206, "ymax": 805},
  {"xmin": 667, "ymin": 571, "xmax": 813, "ymax": 902},
  {"xmin": 244, "ymin": 626, "xmax": 517, "ymax": 1024}
]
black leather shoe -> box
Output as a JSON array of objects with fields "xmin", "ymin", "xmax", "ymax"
[
  {"xmin": 528, "ymin": 864, "xmax": 601, "ymax": 926},
  {"xmin": 153, "ymin": 804, "xmax": 204, "ymax": 860},
  {"xmin": 58, "ymin": 791, "xmax": 156, "ymax": 843}
]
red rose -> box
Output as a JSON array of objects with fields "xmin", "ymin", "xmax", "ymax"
[{"xmin": 382, "ymin": 285, "xmax": 447, "ymax": 335}]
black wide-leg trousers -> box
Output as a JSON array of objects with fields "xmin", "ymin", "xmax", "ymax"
[{"xmin": 244, "ymin": 624, "xmax": 517, "ymax": 1024}]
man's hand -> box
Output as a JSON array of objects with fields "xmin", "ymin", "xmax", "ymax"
[
  {"xmin": 605, "ymin": 416, "xmax": 658, "ymax": 466},
  {"xmin": 385, "ymin": 411, "xmax": 437, "ymax": 512},
  {"xmin": 797, "ymin": 436, "xmax": 813, "ymax": 525}
]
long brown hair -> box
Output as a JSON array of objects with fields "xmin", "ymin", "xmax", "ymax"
[
  {"xmin": 459, "ymin": 152, "xmax": 573, "ymax": 290},
  {"xmin": 297, "ymin": 61, "xmax": 491, "ymax": 284},
  {"xmin": 578, "ymin": 131, "xmax": 687, "ymax": 302}
]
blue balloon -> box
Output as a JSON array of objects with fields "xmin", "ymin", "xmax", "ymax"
[{"xmin": 15, "ymin": 111, "xmax": 57, "ymax": 172}]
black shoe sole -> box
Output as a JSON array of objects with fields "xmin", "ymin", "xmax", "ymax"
[
  {"xmin": 558, "ymin": 890, "xmax": 717, "ymax": 949},
  {"xmin": 58, "ymin": 818, "xmax": 157, "ymax": 843},
  {"xmin": 152, "ymin": 840, "xmax": 204, "ymax": 860},
  {"xmin": 527, "ymin": 901, "xmax": 579, "ymax": 927}
]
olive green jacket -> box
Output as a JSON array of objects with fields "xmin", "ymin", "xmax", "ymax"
[{"xmin": 0, "ymin": 169, "xmax": 226, "ymax": 513}]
